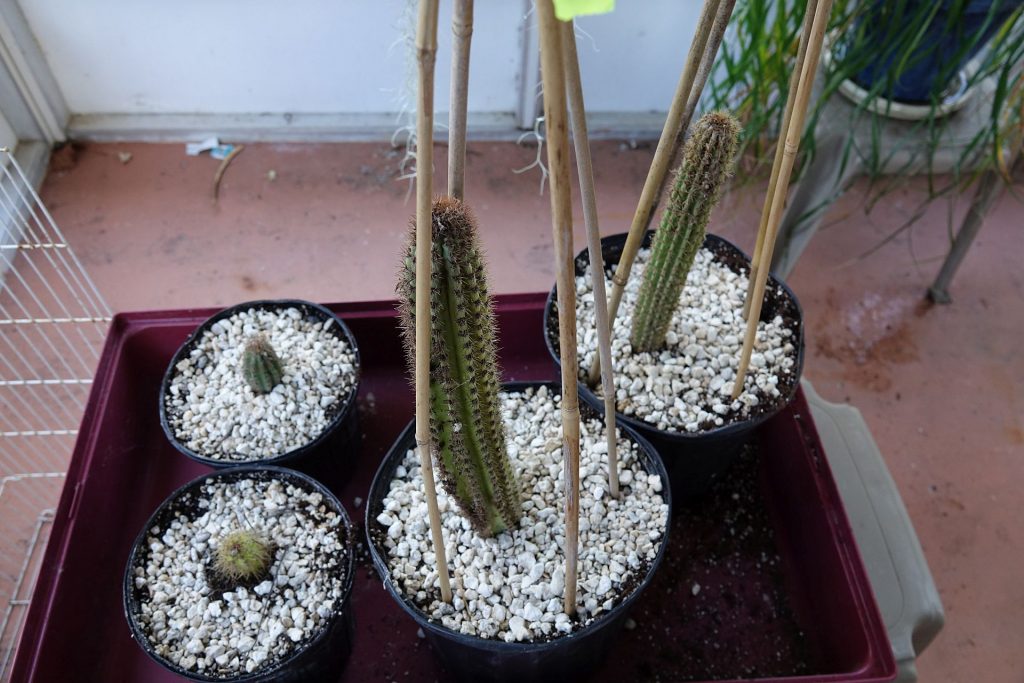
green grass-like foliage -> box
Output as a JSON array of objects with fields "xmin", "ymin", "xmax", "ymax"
[
  {"xmin": 397, "ymin": 197, "xmax": 521, "ymax": 537},
  {"xmin": 241, "ymin": 333, "xmax": 284, "ymax": 394},
  {"xmin": 706, "ymin": 0, "xmax": 1024, "ymax": 245},
  {"xmin": 211, "ymin": 529, "xmax": 273, "ymax": 588},
  {"xmin": 630, "ymin": 111, "xmax": 741, "ymax": 353}
]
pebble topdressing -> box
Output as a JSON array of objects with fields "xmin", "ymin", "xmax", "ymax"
[
  {"xmin": 574, "ymin": 246, "xmax": 797, "ymax": 432},
  {"xmin": 165, "ymin": 306, "xmax": 357, "ymax": 461},
  {"xmin": 378, "ymin": 386, "xmax": 669, "ymax": 642}
]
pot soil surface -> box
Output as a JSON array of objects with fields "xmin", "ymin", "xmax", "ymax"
[
  {"xmin": 373, "ymin": 385, "xmax": 669, "ymax": 642},
  {"xmin": 128, "ymin": 472, "xmax": 349, "ymax": 678},
  {"xmin": 556, "ymin": 241, "xmax": 801, "ymax": 433}
]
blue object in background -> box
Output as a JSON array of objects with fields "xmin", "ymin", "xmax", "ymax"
[{"xmin": 851, "ymin": 0, "xmax": 1023, "ymax": 103}]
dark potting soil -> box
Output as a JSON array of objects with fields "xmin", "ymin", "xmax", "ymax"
[
  {"xmin": 595, "ymin": 444, "xmax": 816, "ymax": 682},
  {"xmin": 363, "ymin": 442, "xmax": 815, "ymax": 681},
  {"xmin": 546, "ymin": 237, "xmax": 803, "ymax": 433}
]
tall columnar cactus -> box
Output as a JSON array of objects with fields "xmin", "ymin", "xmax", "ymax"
[
  {"xmin": 630, "ymin": 111, "xmax": 741, "ymax": 352},
  {"xmin": 397, "ymin": 197, "xmax": 521, "ymax": 537},
  {"xmin": 209, "ymin": 529, "xmax": 274, "ymax": 589},
  {"xmin": 241, "ymin": 334, "xmax": 284, "ymax": 394}
]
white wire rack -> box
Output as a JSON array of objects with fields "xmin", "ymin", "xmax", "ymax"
[{"xmin": 0, "ymin": 147, "xmax": 111, "ymax": 679}]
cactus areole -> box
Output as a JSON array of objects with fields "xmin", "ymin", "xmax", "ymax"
[
  {"xmin": 630, "ymin": 111, "xmax": 741, "ymax": 353},
  {"xmin": 398, "ymin": 197, "xmax": 522, "ymax": 537}
]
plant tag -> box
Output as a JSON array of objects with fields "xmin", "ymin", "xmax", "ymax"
[{"xmin": 553, "ymin": 0, "xmax": 615, "ymax": 21}]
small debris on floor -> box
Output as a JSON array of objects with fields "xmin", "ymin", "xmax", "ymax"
[
  {"xmin": 117, "ymin": 152, "xmax": 133, "ymax": 164},
  {"xmin": 212, "ymin": 145, "xmax": 245, "ymax": 203}
]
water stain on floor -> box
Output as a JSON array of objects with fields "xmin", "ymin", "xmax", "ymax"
[{"xmin": 814, "ymin": 287, "xmax": 925, "ymax": 391}]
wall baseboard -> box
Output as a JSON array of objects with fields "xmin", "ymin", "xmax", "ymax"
[{"xmin": 67, "ymin": 111, "xmax": 667, "ymax": 143}]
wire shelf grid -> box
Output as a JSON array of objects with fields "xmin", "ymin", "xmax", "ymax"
[{"xmin": 0, "ymin": 147, "xmax": 110, "ymax": 680}]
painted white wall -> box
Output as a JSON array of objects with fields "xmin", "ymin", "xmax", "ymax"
[
  {"xmin": 17, "ymin": 0, "xmax": 526, "ymax": 115},
  {"xmin": 14, "ymin": 0, "xmax": 700, "ymax": 134},
  {"xmin": 575, "ymin": 1, "xmax": 702, "ymax": 112}
]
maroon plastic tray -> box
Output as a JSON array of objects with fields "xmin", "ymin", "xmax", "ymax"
[{"xmin": 10, "ymin": 294, "xmax": 895, "ymax": 683}]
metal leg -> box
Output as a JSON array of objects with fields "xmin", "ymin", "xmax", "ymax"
[{"xmin": 927, "ymin": 157, "xmax": 1019, "ymax": 303}]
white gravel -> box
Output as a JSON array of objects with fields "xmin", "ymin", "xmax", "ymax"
[
  {"xmin": 131, "ymin": 475, "xmax": 348, "ymax": 677},
  {"xmin": 377, "ymin": 385, "xmax": 669, "ymax": 642},
  {"xmin": 573, "ymin": 246, "xmax": 797, "ymax": 432},
  {"xmin": 165, "ymin": 306, "xmax": 357, "ymax": 461}
]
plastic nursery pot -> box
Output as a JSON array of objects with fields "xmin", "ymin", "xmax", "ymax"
[
  {"xmin": 365, "ymin": 380, "xmax": 672, "ymax": 683},
  {"xmin": 159, "ymin": 299, "xmax": 361, "ymax": 478},
  {"xmin": 849, "ymin": 0, "xmax": 1024, "ymax": 104},
  {"xmin": 544, "ymin": 232, "xmax": 806, "ymax": 502},
  {"xmin": 123, "ymin": 465, "xmax": 356, "ymax": 683}
]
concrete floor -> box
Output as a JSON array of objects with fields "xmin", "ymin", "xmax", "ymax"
[{"xmin": 31, "ymin": 140, "xmax": 1024, "ymax": 681}]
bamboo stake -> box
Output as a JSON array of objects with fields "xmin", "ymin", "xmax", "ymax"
[
  {"xmin": 413, "ymin": 0, "xmax": 452, "ymax": 604},
  {"xmin": 587, "ymin": 0, "xmax": 722, "ymax": 385},
  {"xmin": 447, "ymin": 0, "xmax": 473, "ymax": 200},
  {"xmin": 561, "ymin": 20, "xmax": 619, "ymax": 499},
  {"xmin": 742, "ymin": 0, "xmax": 816, "ymax": 320},
  {"xmin": 732, "ymin": 0, "xmax": 834, "ymax": 402},
  {"xmin": 686, "ymin": 0, "xmax": 737, "ymax": 118},
  {"xmin": 536, "ymin": 0, "xmax": 581, "ymax": 617}
]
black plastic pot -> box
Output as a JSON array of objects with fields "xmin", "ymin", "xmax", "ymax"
[
  {"xmin": 365, "ymin": 381, "xmax": 672, "ymax": 683},
  {"xmin": 123, "ymin": 465, "xmax": 356, "ymax": 683},
  {"xmin": 159, "ymin": 299, "xmax": 361, "ymax": 479},
  {"xmin": 544, "ymin": 232, "xmax": 805, "ymax": 502}
]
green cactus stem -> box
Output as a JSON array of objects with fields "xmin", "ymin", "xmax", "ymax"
[
  {"xmin": 209, "ymin": 529, "xmax": 274, "ymax": 589},
  {"xmin": 241, "ymin": 333, "xmax": 284, "ymax": 394},
  {"xmin": 630, "ymin": 111, "xmax": 741, "ymax": 353},
  {"xmin": 397, "ymin": 196, "xmax": 521, "ymax": 537}
]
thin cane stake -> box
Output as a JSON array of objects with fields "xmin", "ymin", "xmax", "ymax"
[
  {"xmin": 733, "ymin": 0, "xmax": 834, "ymax": 402},
  {"xmin": 414, "ymin": 0, "xmax": 452, "ymax": 603},
  {"xmin": 561, "ymin": 21, "xmax": 619, "ymax": 499},
  {"xmin": 743, "ymin": 0, "xmax": 817, "ymax": 319},
  {"xmin": 648, "ymin": 0, "xmax": 737, "ymax": 203},
  {"xmin": 448, "ymin": 0, "xmax": 473, "ymax": 200},
  {"xmin": 588, "ymin": 0, "xmax": 722, "ymax": 384},
  {"xmin": 683, "ymin": 0, "xmax": 738, "ymax": 129},
  {"xmin": 537, "ymin": 0, "xmax": 581, "ymax": 616}
]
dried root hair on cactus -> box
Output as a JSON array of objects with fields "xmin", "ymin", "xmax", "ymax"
[
  {"xmin": 397, "ymin": 196, "xmax": 522, "ymax": 537},
  {"xmin": 241, "ymin": 333, "xmax": 284, "ymax": 394},
  {"xmin": 630, "ymin": 111, "xmax": 742, "ymax": 353}
]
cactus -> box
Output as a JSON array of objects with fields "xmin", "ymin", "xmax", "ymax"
[
  {"xmin": 397, "ymin": 196, "xmax": 521, "ymax": 537},
  {"xmin": 209, "ymin": 529, "xmax": 274, "ymax": 589},
  {"xmin": 241, "ymin": 333, "xmax": 284, "ymax": 394},
  {"xmin": 630, "ymin": 111, "xmax": 741, "ymax": 352}
]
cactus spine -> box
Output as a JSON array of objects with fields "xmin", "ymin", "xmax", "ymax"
[
  {"xmin": 630, "ymin": 111, "xmax": 741, "ymax": 352},
  {"xmin": 241, "ymin": 334, "xmax": 284, "ymax": 394},
  {"xmin": 210, "ymin": 529, "xmax": 274, "ymax": 589},
  {"xmin": 397, "ymin": 197, "xmax": 521, "ymax": 537}
]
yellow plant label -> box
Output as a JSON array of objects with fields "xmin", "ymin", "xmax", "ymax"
[{"xmin": 553, "ymin": 0, "xmax": 615, "ymax": 21}]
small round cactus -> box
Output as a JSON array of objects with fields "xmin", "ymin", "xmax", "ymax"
[
  {"xmin": 210, "ymin": 529, "xmax": 274, "ymax": 588},
  {"xmin": 241, "ymin": 334, "xmax": 284, "ymax": 394}
]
